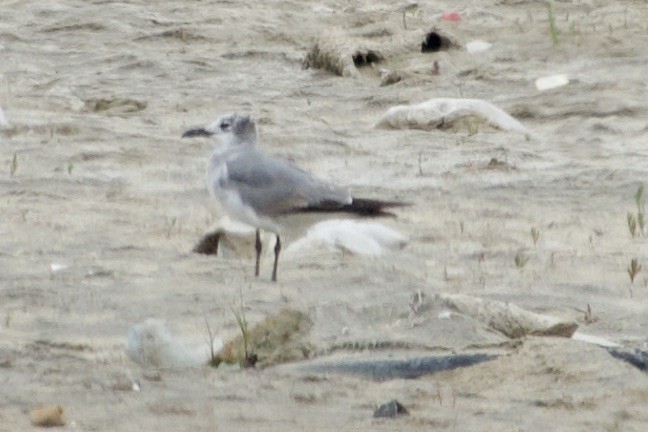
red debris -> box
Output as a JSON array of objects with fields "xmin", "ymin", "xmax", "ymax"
[{"xmin": 441, "ymin": 11, "xmax": 461, "ymax": 22}]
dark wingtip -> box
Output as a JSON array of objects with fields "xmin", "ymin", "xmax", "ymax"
[
  {"xmin": 182, "ymin": 127, "xmax": 212, "ymax": 138},
  {"xmin": 349, "ymin": 198, "xmax": 410, "ymax": 214},
  {"xmin": 288, "ymin": 198, "xmax": 410, "ymax": 218}
]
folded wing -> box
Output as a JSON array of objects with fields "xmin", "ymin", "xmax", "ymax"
[{"xmin": 222, "ymin": 151, "xmax": 352, "ymax": 217}]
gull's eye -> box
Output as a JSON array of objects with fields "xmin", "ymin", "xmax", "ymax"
[{"xmin": 220, "ymin": 121, "xmax": 231, "ymax": 130}]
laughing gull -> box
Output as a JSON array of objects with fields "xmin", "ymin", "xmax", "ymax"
[{"xmin": 183, "ymin": 113, "xmax": 406, "ymax": 282}]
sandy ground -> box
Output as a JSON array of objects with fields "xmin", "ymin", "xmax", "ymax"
[{"xmin": 2, "ymin": 0, "xmax": 648, "ymax": 430}]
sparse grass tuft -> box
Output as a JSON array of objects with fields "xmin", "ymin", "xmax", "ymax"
[
  {"xmin": 514, "ymin": 251, "xmax": 530, "ymax": 269},
  {"xmin": 231, "ymin": 292, "xmax": 255, "ymax": 368},
  {"xmin": 399, "ymin": 2, "xmax": 419, "ymax": 30},
  {"xmin": 569, "ymin": 21, "xmax": 578, "ymax": 35},
  {"xmin": 10, "ymin": 152, "xmax": 17, "ymax": 176},
  {"xmin": 628, "ymin": 258, "xmax": 641, "ymax": 284},
  {"xmin": 583, "ymin": 303, "xmax": 599, "ymax": 325},
  {"xmin": 627, "ymin": 184, "xmax": 645, "ymax": 237},
  {"xmin": 548, "ymin": 4, "xmax": 559, "ymax": 46},
  {"xmin": 635, "ymin": 184, "xmax": 645, "ymax": 233},
  {"xmin": 627, "ymin": 212, "xmax": 638, "ymax": 237},
  {"xmin": 530, "ymin": 227, "xmax": 540, "ymax": 246},
  {"xmin": 202, "ymin": 312, "xmax": 219, "ymax": 367},
  {"xmin": 164, "ymin": 216, "xmax": 178, "ymax": 239}
]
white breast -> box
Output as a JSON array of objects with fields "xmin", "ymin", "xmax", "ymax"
[{"xmin": 206, "ymin": 156, "xmax": 281, "ymax": 233}]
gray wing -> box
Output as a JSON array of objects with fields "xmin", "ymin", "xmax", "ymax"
[{"xmin": 223, "ymin": 150, "xmax": 351, "ymax": 217}]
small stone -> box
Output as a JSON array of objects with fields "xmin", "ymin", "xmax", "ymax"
[
  {"xmin": 29, "ymin": 405, "xmax": 66, "ymax": 427},
  {"xmin": 380, "ymin": 70, "xmax": 402, "ymax": 87},
  {"xmin": 373, "ymin": 400, "xmax": 408, "ymax": 418},
  {"xmin": 143, "ymin": 370, "xmax": 162, "ymax": 381}
]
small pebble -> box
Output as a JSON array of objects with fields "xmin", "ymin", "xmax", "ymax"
[
  {"xmin": 30, "ymin": 405, "xmax": 66, "ymax": 427},
  {"xmin": 373, "ymin": 400, "xmax": 408, "ymax": 418},
  {"xmin": 143, "ymin": 370, "xmax": 162, "ymax": 381}
]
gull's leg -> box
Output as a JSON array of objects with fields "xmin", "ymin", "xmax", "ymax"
[
  {"xmin": 255, "ymin": 229, "xmax": 262, "ymax": 277},
  {"xmin": 271, "ymin": 235, "xmax": 281, "ymax": 282}
]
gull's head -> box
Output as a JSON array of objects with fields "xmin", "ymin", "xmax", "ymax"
[{"xmin": 182, "ymin": 113, "xmax": 257, "ymax": 146}]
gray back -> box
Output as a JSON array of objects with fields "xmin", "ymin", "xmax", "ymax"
[{"xmin": 222, "ymin": 149, "xmax": 351, "ymax": 217}]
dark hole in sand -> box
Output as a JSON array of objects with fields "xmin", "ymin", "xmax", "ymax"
[
  {"xmin": 421, "ymin": 31, "xmax": 450, "ymax": 52},
  {"xmin": 352, "ymin": 50, "xmax": 381, "ymax": 67},
  {"xmin": 193, "ymin": 231, "xmax": 221, "ymax": 255}
]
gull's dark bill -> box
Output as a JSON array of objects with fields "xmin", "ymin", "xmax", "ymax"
[{"xmin": 182, "ymin": 127, "xmax": 212, "ymax": 138}]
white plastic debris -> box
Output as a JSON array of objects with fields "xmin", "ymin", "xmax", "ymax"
[
  {"xmin": 312, "ymin": 5, "xmax": 334, "ymax": 13},
  {"xmin": 571, "ymin": 331, "xmax": 621, "ymax": 348},
  {"xmin": 437, "ymin": 310, "xmax": 453, "ymax": 320},
  {"xmin": 126, "ymin": 319, "xmax": 214, "ymax": 369},
  {"xmin": 285, "ymin": 219, "xmax": 408, "ymax": 257},
  {"xmin": 534, "ymin": 74, "xmax": 569, "ymax": 91},
  {"xmin": 211, "ymin": 216, "xmax": 408, "ymax": 258},
  {"xmin": 49, "ymin": 263, "xmax": 69, "ymax": 274},
  {"xmin": 375, "ymin": 98, "xmax": 533, "ymax": 138},
  {"xmin": 466, "ymin": 40, "xmax": 491, "ymax": 54}
]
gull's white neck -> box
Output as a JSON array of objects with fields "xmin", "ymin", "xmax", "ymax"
[
  {"xmin": 212, "ymin": 134, "xmax": 255, "ymax": 156},
  {"xmin": 207, "ymin": 135, "xmax": 254, "ymax": 185}
]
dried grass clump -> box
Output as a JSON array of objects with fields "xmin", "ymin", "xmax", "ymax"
[
  {"xmin": 216, "ymin": 308, "xmax": 314, "ymax": 368},
  {"xmin": 303, "ymin": 32, "xmax": 383, "ymax": 78}
]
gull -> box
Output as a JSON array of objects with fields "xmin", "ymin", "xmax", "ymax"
[{"xmin": 183, "ymin": 113, "xmax": 406, "ymax": 281}]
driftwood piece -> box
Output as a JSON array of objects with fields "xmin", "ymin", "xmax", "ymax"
[
  {"xmin": 435, "ymin": 294, "xmax": 578, "ymax": 338},
  {"xmin": 375, "ymin": 98, "xmax": 533, "ymax": 138}
]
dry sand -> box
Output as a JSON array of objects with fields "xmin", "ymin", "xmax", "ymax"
[{"xmin": 2, "ymin": 0, "xmax": 648, "ymax": 430}]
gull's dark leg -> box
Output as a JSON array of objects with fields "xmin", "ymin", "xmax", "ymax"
[
  {"xmin": 255, "ymin": 229, "xmax": 262, "ymax": 277},
  {"xmin": 271, "ymin": 235, "xmax": 281, "ymax": 282}
]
